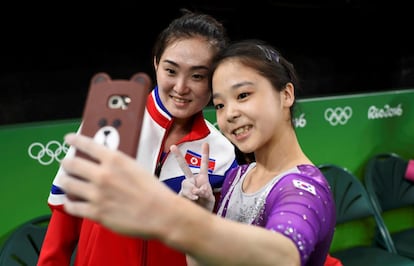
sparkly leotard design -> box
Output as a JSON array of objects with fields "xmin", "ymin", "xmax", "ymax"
[{"xmin": 217, "ymin": 163, "xmax": 336, "ymax": 266}]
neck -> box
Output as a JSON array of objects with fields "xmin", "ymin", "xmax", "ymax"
[
  {"xmin": 163, "ymin": 116, "xmax": 194, "ymax": 152},
  {"xmin": 254, "ymin": 128, "xmax": 311, "ymax": 174}
]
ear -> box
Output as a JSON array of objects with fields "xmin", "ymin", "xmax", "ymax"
[
  {"xmin": 91, "ymin": 72, "xmax": 111, "ymax": 85},
  {"xmin": 153, "ymin": 56, "xmax": 158, "ymax": 71},
  {"xmin": 130, "ymin": 72, "xmax": 152, "ymax": 89},
  {"xmin": 282, "ymin": 82, "xmax": 295, "ymax": 107}
]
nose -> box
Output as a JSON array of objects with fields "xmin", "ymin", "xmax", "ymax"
[
  {"xmin": 174, "ymin": 77, "xmax": 191, "ymax": 95},
  {"xmin": 226, "ymin": 102, "xmax": 241, "ymax": 123}
]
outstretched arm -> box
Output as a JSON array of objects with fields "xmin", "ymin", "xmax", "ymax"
[{"xmin": 60, "ymin": 133, "xmax": 300, "ymax": 266}]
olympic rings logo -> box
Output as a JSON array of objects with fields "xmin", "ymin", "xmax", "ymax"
[
  {"xmin": 28, "ymin": 140, "xmax": 69, "ymax": 165},
  {"xmin": 324, "ymin": 106, "xmax": 353, "ymax": 126}
]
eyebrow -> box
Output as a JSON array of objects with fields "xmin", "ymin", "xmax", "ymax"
[{"xmin": 162, "ymin": 59, "xmax": 210, "ymax": 71}]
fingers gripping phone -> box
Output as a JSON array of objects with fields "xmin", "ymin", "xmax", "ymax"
[{"xmin": 76, "ymin": 72, "xmax": 152, "ymax": 161}]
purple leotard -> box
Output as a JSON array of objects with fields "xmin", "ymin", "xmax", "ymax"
[{"xmin": 217, "ymin": 163, "xmax": 336, "ymax": 266}]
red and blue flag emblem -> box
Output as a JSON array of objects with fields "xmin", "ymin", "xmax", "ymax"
[
  {"xmin": 184, "ymin": 150, "xmax": 215, "ymax": 173},
  {"xmin": 292, "ymin": 179, "xmax": 316, "ymax": 195}
]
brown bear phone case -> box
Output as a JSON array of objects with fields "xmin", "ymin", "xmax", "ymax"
[{"xmin": 76, "ymin": 72, "xmax": 152, "ymax": 160}]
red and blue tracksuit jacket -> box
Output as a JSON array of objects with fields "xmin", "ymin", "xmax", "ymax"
[{"xmin": 38, "ymin": 86, "xmax": 238, "ymax": 266}]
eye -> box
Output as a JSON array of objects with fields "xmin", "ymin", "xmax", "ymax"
[
  {"xmin": 237, "ymin": 92, "xmax": 249, "ymax": 100},
  {"xmin": 165, "ymin": 68, "xmax": 176, "ymax": 75},
  {"xmin": 98, "ymin": 118, "xmax": 108, "ymax": 127},
  {"xmin": 192, "ymin": 73, "xmax": 205, "ymax": 80},
  {"xmin": 214, "ymin": 103, "xmax": 224, "ymax": 110},
  {"xmin": 112, "ymin": 119, "xmax": 122, "ymax": 128}
]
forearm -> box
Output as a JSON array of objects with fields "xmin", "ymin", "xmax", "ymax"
[{"xmin": 159, "ymin": 196, "xmax": 300, "ymax": 266}]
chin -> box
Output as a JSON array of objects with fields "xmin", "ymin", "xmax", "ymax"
[
  {"xmin": 169, "ymin": 104, "xmax": 191, "ymax": 114},
  {"xmin": 237, "ymin": 145, "xmax": 254, "ymax": 154}
]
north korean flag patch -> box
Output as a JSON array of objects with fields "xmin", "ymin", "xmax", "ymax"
[
  {"xmin": 293, "ymin": 179, "xmax": 316, "ymax": 195},
  {"xmin": 184, "ymin": 150, "xmax": 215, "ymax": 173}
]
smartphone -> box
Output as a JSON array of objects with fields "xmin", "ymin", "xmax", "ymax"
[{"xmin": 76, "ymin": 72, "xmax": 152, "ymax": 161}]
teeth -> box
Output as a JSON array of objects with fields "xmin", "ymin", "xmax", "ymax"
[
  {"xmin": 234, "ymin": 126, "xmax": 249, "ymax": 136},
  {"xmin": 172, "ymin": 96, "xmax": 188, "ymax": 103}
]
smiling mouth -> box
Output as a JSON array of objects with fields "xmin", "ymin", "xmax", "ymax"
[
  {"xmin": 171, "ymin": 95, "xmax": 191, "ymax": 103},
  {"xmin": 232, "ymin": 125, "xmax": 252, "ymax": 137}
]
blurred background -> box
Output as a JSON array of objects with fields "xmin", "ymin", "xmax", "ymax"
[{"xmin": 1, "ymin": 0, "xmax": 413, "ymax": 125}]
